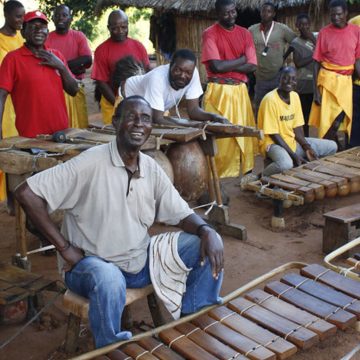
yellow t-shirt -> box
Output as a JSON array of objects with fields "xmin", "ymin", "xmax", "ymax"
[
  {"xmin": 0, "ymin": 31, "xmax": 23, "ymax": 64},
  {"xmin": 258, "ymin": 88, "xmax": 304, "ymax": 156}
]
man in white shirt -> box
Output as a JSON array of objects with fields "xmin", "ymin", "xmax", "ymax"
[
  {"xmin": 15, "ymin": 96, "xmax": 224, "ymax": 348},
  {"xmin": 124, "ymin": 49, "xmax": 228, "ymax": 125}
]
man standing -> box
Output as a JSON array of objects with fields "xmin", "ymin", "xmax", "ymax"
[
  {"xmin": 258, "ymin": 67, "xmax": 337, "ymax": 176},
  {"xmin": 92, "ymin": 10, "xmax": 149, "ymax": 124},
  {"xmin": 0, "ymin": 10, "xmax": 78, "ymax": 138},
  {"xmin": 15, "ymin": 96, "xmax": 224, "ymax": 348},
  {"xmin": 249, "ymin": 2, "xmax": 295, "ymax": 115},
  {"xmin": 124, "ymin": 49, "xmax": 227, "ymax": 125},
  {"xmin": 46, "ymin": 4, "xmax": 92, "ymax": 129},
  {"xmin": 201, "ymin": 0, "xmax": 257, "ymax": 181},
  {"xmin": 310, "ymin": 0, "xmax": 360, "ymax": 146}
]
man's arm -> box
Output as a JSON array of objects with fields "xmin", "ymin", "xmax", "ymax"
[
  {"xmin": 186, "ymin": 98, "xmax": 229, "ymax": 123},
  {"xmin": 96, "ymin": 80, "xmax": 115, "ymax": 105},
  {"xmin": 270, "ymin": 133, "xmax": 306, "ymax": 167},
  {"xmin": 355, "ymin": 58, "xmax": 360, "ymax": 80},
  {"xmin": 208, "ymin": 57, "xmax": 257, "ymax": 74},
  {"xmin": 37, "ymin": 49, "xmax": 79, "ymax": 96},
  {"xmin": 68, "ymin": 55, "xmax": 92, "ymax": 76},
  {"xmin": 15, "ymin": 182, "xmax": 84, "ymax": 268},
  {"xmin": 178, "ymin": 213, "xmax": 224, "ymax": 279},
  {"xmin": 0, "ymin": 89, "xmax": 9, "ymax": 139},
  {"xmin": 313, "ymin": 60, "xmax": 321, "ymax": 105},
  {"xmin": 294, "ymin": 126, "xmax": 318, "ymax": 161}
]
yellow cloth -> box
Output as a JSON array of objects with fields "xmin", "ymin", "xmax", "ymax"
[
  {"xmin": 309, "ymin": 62, "xmax": 353, "ymax": 138},
  {"xmin": 100, "ymin": 96, "xmax": 116, "ymax": 125},
  {"xmin": 258, "ymin": 89, "xmax": 304, "ymax": 157},
  {"xmin": 349, "ymin": 16, "xmax": 360, "ymax": 85},
  {"xmin": 64, "ymin": 85, "xmax": 88, "ymax": 128},
  {"xmin": 203, "ymin": 82, "xmax": 257, "ymax": 177},
  {"xmin": 0, "ymin": 31, "xmax": 23, "ymax": 202}
]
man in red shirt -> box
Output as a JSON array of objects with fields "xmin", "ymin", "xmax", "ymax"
[
  {"xmin": 92, "ymin": 9, "xmax": 149, "ymax": 124},
  {"xmin": 309, "ymin": 0, "xmax": 360, "ymax": 146},
  {"xmin": 0, "ymin": 10, "xmax": 78, "ymax": 138},
  {"xmin": 47, "ymin": 4, "xmax": 92, "ymax": 128},
  {"xmin": 202, "ymin": 0, "xmax": 257, "ymax": 182}
]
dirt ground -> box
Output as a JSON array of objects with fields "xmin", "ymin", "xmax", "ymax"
[{"xmin": 1, "ymin": 76, "xmax": 360, "ymax": 359}]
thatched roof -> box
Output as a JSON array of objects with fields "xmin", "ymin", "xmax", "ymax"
[{"xmin": 95, "ymin": 0, "xmax": 319, "ymax": 14}]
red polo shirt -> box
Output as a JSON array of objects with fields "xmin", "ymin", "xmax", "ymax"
[{"xmin": 0, "ymin": 45, "xmax": 69, "ymax": 137}]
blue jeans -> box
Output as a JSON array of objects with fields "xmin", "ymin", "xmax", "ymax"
[
  {"xmin": 64, "ymin": 232, "xmax": 223, "ymax": 348},
  {"xmin": 263, "ymin": 138, "xmax": 338, "ymax": 176}
]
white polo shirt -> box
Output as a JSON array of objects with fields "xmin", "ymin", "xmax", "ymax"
[
  {"xmin": 27, "ymin": 140, "xmax": 193, "ymax": 274},
  {"xmin": 124, "ymin": 64, "xmax": 203, "ymax": 112}
]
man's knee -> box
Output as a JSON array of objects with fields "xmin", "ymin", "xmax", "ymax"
[{"xmin": 278, "ymin": 159, "xmax": 294, "ymax": 172}]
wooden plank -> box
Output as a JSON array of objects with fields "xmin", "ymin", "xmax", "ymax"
[
  {"xmin": 175, "ymin": 322, "xmax": 242, "ymax": 360},
  {"xmin": 285, "ymin": 169, "xmax": 337, "ymax": 197},
  {"xmin": 300, "ymin": 264, "xmax": 360, "ymax": 299},
  {"xmin": 137, "ymin": 337, "xmax": 185, "ymax": 360},
  {"xmin": 106, "ymin": 349, "xmax": 131, "ymax": 360},
  {"xmin": 0, "ymin": 263, "xmax": 42, "ymax": 287},
  {"xmin": 121, "ymin": 343, "xmax": 159, "ymax": 360},
  {"xmin": 208, "ymin": 306, "xmax": 297, "ymax": 360},
  {"xmin": 281, "ymin": 273, "xmax": 360, "ymax": 320},
  {"xmin": 245, "ymin": 289, "xmax": 336, "ymax": 340},
  {"xmin": 346, "ymin": 257, "xmax": 360, "ymax": 271},
  {"xmin": 271, "ymin": 174, "xmax": 325, "ymax": 200},
  {"xmin": 151, "ymin": 128, "xmax": 203, "ymax": 142},
  {"xmin": 228, "ymin": 297, "xmax": 319, "ymax": 349},
  {"xmin": 159, "ymin": 327, "xmax": 219, "ymax": 360},
  {"xmin": 325, "ymin": 155, "xmax": 360, "ymax": 170},
  {"xmin": 192, "ymin": 313, "xmax": 276, "ymax": 360},
  {"xmin": 0, "ymin": 285, "xmax": 29, "ymax": 305},
  {"xmin": 264, "ymin": 281, "xmax": 356, "ymax": 330},
  {"xmin": 323, "ymin": 203, "xmax": 360, "ymax": 223},
  {"xmin": 261, "ymin": 176, "xmax": 315, "ymax": 203}
]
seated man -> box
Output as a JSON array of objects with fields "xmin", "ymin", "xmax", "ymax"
[
  {"xmin": 258, "ymin": 66, "xmax": 337, "ymax": 176},
  {"xmin": 15, "ymin": 96, "xmax": 224, "ymax": 348},
  {"xmin": 123, "ymin": 49, "xmax": 228, "ymax": 125}
]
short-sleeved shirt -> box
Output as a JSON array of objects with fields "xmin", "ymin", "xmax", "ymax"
[
  {"xmin": 0, "ymin": 31, "xmax": 23, "ymax": 64},
  {"xmin": 124, "ymin": 64, "xmax": 203, "ymax": 112},
  {"xmin": 0, "ymin": 45, "xmax": 69, "ymax": 137},
  {"xmin": 249, "ymin": 22, "xmax": 296, "ymax": 81},
  {"xmin": 313, "ymin": 23, "xmax": 360, "ymax": 67},
  {"xmin": 46, "ymin": 29, "xmax": 92, "ymax": 80},
  {"xmin": 201, "ymin": 23, "xmax": 257, "ymax": 82},
  {"xmin": 291, "ymin": 37, "xmax": 315, "ymax": 94},
  {"xmin": 258, "ymin": 88, "xmax": 304, "ymax": 156},
  {"xmin": 91, "ymin": 37, "xmax": 149, "ymax": 90},
  {"xmin": 27, "ymin": 140, "xmax": 193, "ymax": 274}
]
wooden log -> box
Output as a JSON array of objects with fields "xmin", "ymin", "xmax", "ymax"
[
  {"xmin": 285, "ymin": 169, "xmax": 337, "ymax": 197},
  {"xmin": 175, "ymin": 322, "xmax": 243, "ymax": 360},
  {"xmin": 228, "ymin": 297, "xmax": 319, "ymax": 349},
  {"xmin": 265, "ymin": 281, "xmax": 356, "ymax": 330},
  {"xmin": 121, "ymin": 343, "xmax": 158, "ymax": 359},
  {"xmin": 137, "ymin": 337, "xmax": 185, "ymax": 360},
  {"xmin": 281, "ymin": 273, "xmax": 360, "ymax": 320},
  {"xmin": 271, "ymin": 173, "xmax": 325, "ymax": 200},
  {"xmin": 261, "ymin": 176, "xmax": 315, "ymax": 203},
  {"xmin": 245, "ymin": 289, "xmax": 336, "ymax": 340},
  {"xmin": 159, "ymin": 327, "xmax": 219, "ymax": 360},
  {"xmin": 300, "ymin": 264, "xmax": 360, "ymax": 299},
  {"xmin": 208, "ymin": 306, "xmax": 297, "ymax": 360},
  {"xmin": 191, "ymin": 313, "xmax": 276, "ymax": 360}
]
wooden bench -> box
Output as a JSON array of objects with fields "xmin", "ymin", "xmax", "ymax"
[
  {"xmin": 63, "ymin": 285, "xmax": 165, "ymax": 353},
  {"xmin": 323, "ymin": 203, "xmax": 360, "ymax": 254}
]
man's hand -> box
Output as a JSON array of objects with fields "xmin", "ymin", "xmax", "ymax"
[
  {"xmin": 36, "ymin": 49, "xmax": 66, "ymax": 71},
  {"xmin": 291, "ymin": 153, "xmax": 307, "ymax": 167},
  {"xmin": 61, "ymin": 244, "xmax": 84, "ymax": 272},
  {"xmin": 305, "ymin": 148, "xmax": 318, "ymax": 162},
  {"xmin": 211, "ymin": 113, "xmax": 230, "ymax": 124},
  {"xmin": 199, "ymin": 227, "xmax": 224, "ymax": 279}
]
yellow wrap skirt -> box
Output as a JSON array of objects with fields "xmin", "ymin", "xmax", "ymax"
[
  {"xmin": 203, "ymin": 82, "xmax": 257, "ymax": 177},
  {"xmin": 64, "ymin": 85, "xmax": 88, "ymax": 129},
  {"xmin": 309, "ymin": 62, "xmax": 353, "ymax": 138}
]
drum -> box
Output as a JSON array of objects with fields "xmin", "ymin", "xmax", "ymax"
[
  {"xmin": 143, "ymin": 149, "xmax": 174, "ymax": 184},
  {"xmin": 166, "ymin": 140, "xmax": 208, "ymax": 202}
]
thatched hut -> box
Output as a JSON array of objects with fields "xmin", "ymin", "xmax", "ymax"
[{"xmin": 95, "ymin": 0, "xmax": 360, "ymax": 82}]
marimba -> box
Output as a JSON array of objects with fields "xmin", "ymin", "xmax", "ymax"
[
  {"xmin": 243, "ymin": 147, "xmax": 360, "ymax": 228},
  {"xmin": 69, "ymin": 262, "xmax": 360, "ymax": 360}
]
